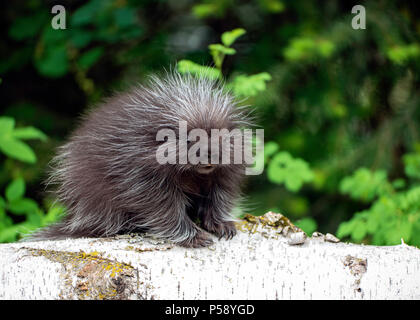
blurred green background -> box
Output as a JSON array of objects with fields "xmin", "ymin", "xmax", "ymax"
[{"xmin": 1, "ymin": 0, "xmax": 420, "ymax": 245}]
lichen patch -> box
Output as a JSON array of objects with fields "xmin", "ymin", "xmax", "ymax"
[
  {"xmin": 22, "ymin": 247, "xmax": 138, "ymax": 300},
  {"xmin": 236, "ymin": 212, "xmax": 303, "ymax": 239}
]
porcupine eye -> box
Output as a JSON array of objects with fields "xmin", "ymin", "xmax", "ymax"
[{"xmin": 186, "ymin": 139, "xmax": 204, "ymax": 159}]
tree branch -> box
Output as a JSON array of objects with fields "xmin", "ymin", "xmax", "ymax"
[{"xmin": 1, "ymin": 212, "xmax": 419, "ymax": 299}]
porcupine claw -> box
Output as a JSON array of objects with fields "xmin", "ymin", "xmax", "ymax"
[
  {"xmin": 203, "ymin": 220, "xmax": 237, "ymax": 241},
  {"xmin": 179, "ymin": 229, "xmax": 214, "ymax": 248}
]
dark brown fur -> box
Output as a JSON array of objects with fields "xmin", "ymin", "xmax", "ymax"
[{"xmin": 27, "ymin": 72, "xmax": 251, "ymax": 247}]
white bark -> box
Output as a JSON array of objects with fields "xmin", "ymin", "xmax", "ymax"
[{"xmin": 0, "ymin": 212, "xmax": 419, "ymax": 300}]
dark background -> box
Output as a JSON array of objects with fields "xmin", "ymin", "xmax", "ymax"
[{"xmin": 1, "ymin": 0, "xmax": 419, "ymax": 245}]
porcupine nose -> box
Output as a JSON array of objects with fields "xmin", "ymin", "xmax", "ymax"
[
  {"xmin": 202, "ymin": 164, "xmax": 214, "ymax": 172},
  {"xmin": 196, "ymin": 163, "xmax": 215, "ymax": 174}
]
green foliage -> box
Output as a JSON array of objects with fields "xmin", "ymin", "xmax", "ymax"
[
  {"xmin": 35, "ymin": 42, "xmax": 69, "ymax": 78},
  {"xmin": 0, "ymin": 117, "xmax": 47, "ymax": 164},
  {"xmin": 295, "ymin": 217, "xmax": 317, "ymax": 236},
  {"xmin": 8, "ymin": 12, "xmax": 47, "ymax": 41},
  {"xmin": 403, "ymin": 153, "xmax": 420, "ymax": 180},
  {"xmin": 192, "ymin": 0, "xmax": 232, "ymax": 18},
  {"xmin": 209, "ymin": 43, "xmax": 236, "ymax": 70},
  {"xmin": 228, "ymin": 73, "xmax": 272, "ymax": 97},
  {"xmin": 0, "ymin": 115, "xmax": 62, "ymax": 242},
  {"xmin": 0, "ymin": 177, "xmax": 65, "ymax": 242},
  {"xmin": 263, "ymin": 141, "xmax": 314, "ymax": 193},
  {"xmin": 283, "ymin": 37, "xmax": 335, "ymax": 62},
  {"xmin": 258, "ymin": 0, "xmax": 285, "ymax": 13},
  {"xmin": 6, "ymin": 178, "xmax": 26, "ymax": 202},
  {"xmin": 208, "ymin": 28, "xmax": 245, "ymax": 70},
  {"xmin": 177, "ymin": 60, "xmax": 222, "ymax": 80},
  {"xmin": 386, "ymin": 44, "xmax": 420, "ymax": 65},
  {"xmin": 339, "ymin": 168, "xmax": 388, "ymax": 202},
  {"xmin": 178, "ymin": 28, "xmax": 271, "ymax": 99},
  {"xmin": 77, "ymin": 47, "xmax": 105, "ymax": 70},
  {"xmin": 7, "ymin": 0, "xmax": 143, "ymax": 82},
  {"xmin": 267, "ymin": 151, "xmax": 314, "ymax": 192},
  {"xmin": 2, "ymin": 1, "xmax": 420, "ymax": 247},
  {"xmin": 221, "ymin": 28, "xmax": 246, "ymax": 47},
  {"xmin": 337, "ymin": 155, "xmax": 420, "ymax": 246}
]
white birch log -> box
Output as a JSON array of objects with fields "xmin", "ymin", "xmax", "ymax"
[{"xmin": 0, "ymin": 212, "xmax": 419, "ymax": 300}]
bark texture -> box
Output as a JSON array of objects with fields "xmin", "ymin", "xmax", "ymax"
[{"xmin": 1, "ymin": 212, "xmax": 419, "ymax": 300}]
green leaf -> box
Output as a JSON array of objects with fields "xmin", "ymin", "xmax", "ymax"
[
  {"xmin": 71, "ymin": 0, "xmax": 103, "ymax": 26},
  {"xmin": 351, "ymin": 220, "xmax": 367, "ymax": 242},
  {"xmin": 295, "ymin": 217, "xmax": 317, "ymax": 236},
  {"xmin": 192, "ymin": 3, "xmax": 222, "ymax": 18},
  {"xmin": 0, "ymin": 117, "xmax": 15, "ymax": 136},
  {"xmin": 385, "ymin": 227, "xmax": 404, "ymax": 245},
  {"xmin": 27, "ymin": 211, "xmax": 43, "ymax": 227},
  {"xmin": 398, "ymin": 217, "xmax": 412, "ymax": 242},
  {"xmin": 7, "ymin": 198, "xmax": 39, "ymax": 215},
  {"xmin": 42, "ymin": 25, "xmax": 68, "ymax": 44},
  {"xmin": 403, "ymin": 153, "xmax": 420, "ymax": 179},
  {"xmin": 399, "ymin": 186, "xmax": 420, "ymax": 210},
  {"xmin": 78, "ymin": 47, "xmax": 104, "ymax": 70},
  {"xmin": 0, "ymin": 222, "xmax": 35, "ymax": 242},
  {"xmin": 113, "ymin": 8, "xmax": 138, "ymax": 28},
  {"xmin": 392, "ymin": 178, "xmax": 406, "ymax": 189},
  {"xmin": 283, "ymin": 37, "xmax": 315, "ymax": 61},
  {"xmin": 177, "ymin": 60, "xmax": 222, "ymax": 80},
  {"xmin": 69, "ymin": 29, "xmax": 93, "ymax": 48},
  {"xmin": 0, "ymin": 137, "xmax": 37, "ymax": 163},
  {"xmin": 208, "ymin": 44, "xmax": 236, "ymax": 55},
  {"xmin": 410, "ymin": 221, "xmax": 420, "ymax": 246},
  {"xmin": 267, "ymin": 152, "xmax": 314, "ymax": 192},
  {"xmin": 284, "ymin": 37, "xmax": 335, "ymax": 61},
  {"xmin": 35, "ymin": 45, "xmax": 69, "ymax": 78},
  {"xmin": 8, "ymin": 13, "xmax": 47, "ymax": 41},
  {"xmin": 264, "ymin": 141, "xmax": 279, "ymax": 163},
  {"xmin": 340, "ymin": 168, "xmax": 388, "ymax": 201},
  {"xmin": 318, "ymin": 40, "xmax": 335, "ymax": 57},
  {"xmin": 229, "ymin": 72, "xmax": 272, "ymax": 97},
  {"xmin": 0, "ymin": 225, "xmax": 20, "ymax": 242},
  {"xmin": 337, "ymin": 219, "xmax": 357, "ymax": 238},
  {"xmin": 43, "ymin": 205, "xmax": 65, "ymax": 225},
  {"xmin": 366, "ymin": 211, "xmax": 379, "ymax": 233},
  {"xmin": 12, "ymin": 127, "xmax": 47, "ymax": 141},
  {"xmin": 259, "ymin": 0, "xmax": 285, "ymax": 13},
  {"xmin": 221, "ymin": 28, "xmax": 246, "ymax": 47},
  {"xmin": 5, "ymin": 178, "xmax": 25, "ymax": 202},
  {"xmin": 387, "ymin": 44, "xmax": 420, "ymax": 65}
]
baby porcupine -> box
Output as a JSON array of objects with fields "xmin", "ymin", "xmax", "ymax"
[{"xmin": 28, "ymin": 72, "xmax": 252, "ymax": 247}]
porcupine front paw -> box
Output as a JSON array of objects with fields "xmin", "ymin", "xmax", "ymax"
[
  {"xmin": 203, "ymin": 219, "xmax": 237, "ymax": 240},
  {"xmin": 178, "ymin": 229, "xmax": 214, "ymax": 248}
]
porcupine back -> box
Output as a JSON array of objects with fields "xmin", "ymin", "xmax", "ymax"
[{"xmin": 26, "ymin": 71, "xmax": 252, "ymax": 242}]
